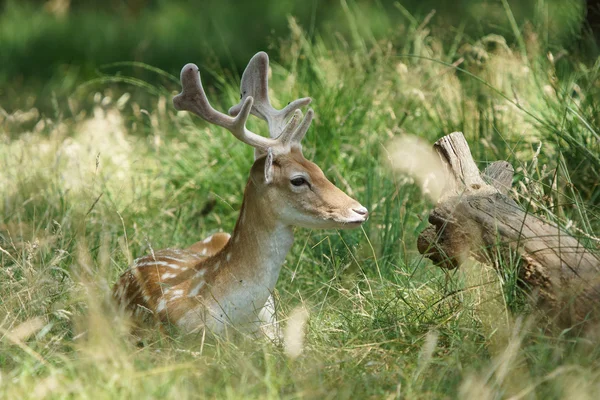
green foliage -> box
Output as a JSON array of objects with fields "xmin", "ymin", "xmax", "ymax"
[
  {"xmin": 1, "ymin": 1, "xmax": 600, "ymax": 398},
  {"xmin": 0, "ymin": 0, "xmax": 592, "ymax": 111}
]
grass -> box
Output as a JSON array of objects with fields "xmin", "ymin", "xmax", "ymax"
[{"xmin": 1, "ymin": 3, "xmax": 600, "ymax": 399}]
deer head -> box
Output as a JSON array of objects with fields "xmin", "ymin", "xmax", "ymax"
[{"xmin": 173, "ymin": 53, "xmax": 368, "ymax": 229}]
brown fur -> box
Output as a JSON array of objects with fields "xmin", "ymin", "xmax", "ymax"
[{"xmin": 113, "ymin": 235, "xmax": 230, "ymax": 325}]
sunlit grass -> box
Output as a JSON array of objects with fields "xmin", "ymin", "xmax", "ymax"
[{"xmin": 1, "ymin": 7, "xmax": 600, "ymax": 399}]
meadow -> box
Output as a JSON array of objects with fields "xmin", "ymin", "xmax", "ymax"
[{"xmin": 1, "ymin": 1, "xmax": 600, "ymax": 398}]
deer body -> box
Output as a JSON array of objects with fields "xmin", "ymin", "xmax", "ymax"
[
  {"xmin": 113, "ymin": 52, "xmax": 367, "ymax": 339},
  {"xmin": 115, "ymin": 188, "xmax": 291, "ymax": 337}
]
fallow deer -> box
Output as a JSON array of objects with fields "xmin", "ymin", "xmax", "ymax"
[{"xmin": 113, "ymin": 52, "xmax": 368, "ymax": 340}]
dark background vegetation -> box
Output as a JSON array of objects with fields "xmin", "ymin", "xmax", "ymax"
[{"xmin": 0, "ymin": 0, "xmax": 596, "ymax": 112}]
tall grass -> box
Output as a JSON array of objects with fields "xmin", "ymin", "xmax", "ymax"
[{"xmin": 1, "ymin": 4, "xmax": 600, "ymax": 399}]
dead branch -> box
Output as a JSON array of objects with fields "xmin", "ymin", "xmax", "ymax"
[{"xmin": 417, "ymin": 132, "xmax": 600, "ymax": 328}]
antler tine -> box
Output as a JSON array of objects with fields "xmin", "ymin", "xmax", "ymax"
[
  {"xmin": 286, "ymin": 109, "xmax": 314, "ymax": 146},
  {"xmin": 249, "ymin": 108, "xmax": 305, "ymax": 160},
  {"xmin": 278, "ymin": 109, "xmax": 302, "ymax": 141},
  {"xmin": 228, "ymin": 52, "xmax": 312, "ymax": 138},
  {"xmin": 275, "ymin": 108, "xmax": 314, "ymax": 146},
  {"xmin": 173, "ymin": 63, "xmax": 276, "ymax": 151}
]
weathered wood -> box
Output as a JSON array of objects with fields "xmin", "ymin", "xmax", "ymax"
[
  {"xmin": 483, "ymin": 161, "xmax": 514, "ymax": 195},
  {"xmin": 418, "ymin": 132, "xmax": 600, "ymax": 328}
]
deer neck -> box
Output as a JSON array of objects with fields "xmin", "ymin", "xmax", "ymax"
[{"xmin": 216, "ymin": 179, "xmax": 294, "ymax": 297}]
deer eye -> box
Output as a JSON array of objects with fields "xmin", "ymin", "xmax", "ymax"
[{"xmin": 290, "ymin": 177, "xmax": 307, "ymax": 187}]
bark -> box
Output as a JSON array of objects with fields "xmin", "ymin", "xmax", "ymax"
[{"xmin": 417, "ymin": 132, "xmax": 600, "ymax": 328}]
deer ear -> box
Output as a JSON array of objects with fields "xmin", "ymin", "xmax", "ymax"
[{"xmin": 264, "ymin": 148, "xmax": 274, "ymax": 184}]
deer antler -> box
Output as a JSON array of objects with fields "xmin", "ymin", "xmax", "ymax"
[
  {"xmin": 173, "ymin": 62, "xmax": 313, "ymax": 154},
  {"xmin": 228, "ymin": 52, "xmax": 311, "ymax": 139}
]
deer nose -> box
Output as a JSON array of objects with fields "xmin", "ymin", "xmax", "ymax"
[{"xmin": 353, "ymin": 206, "xmax": 368, "ymax": 216}]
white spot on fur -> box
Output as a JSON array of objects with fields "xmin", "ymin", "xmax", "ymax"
[
  {"xmin": 160, "ymin": 255, "xmax": 188, "ymax": 263},
  {"xmin": 161, "ymin": 272, "xmax": 177, "ymax": 280},
  {"xmin": 135, "ymin": 260, "xmax": 182, "ymax": 270},
  {"xmin": 200, "ymin": 248, "xmax": 207, "ymax": 256},
  {"xmin": 188, "ymin": 281, "xmax": 205, "ymax": 297},
  {"xmin": 157, "ymin": 299, "xmax": 167, "ymax": 313},
  {"xmin": 170, "ymin": 289, "xmax": 184, "ymax": 300},
  {"xmin": 213, "ymin": 261, "xmax": 221, "ymax": 271},
  {"xmin": 226, "ymin": 253, "xmax": 231, "ymax": 262},
  {"xmin": 202, "ymin": 236, "xmax": 213, "ymax": 244}
]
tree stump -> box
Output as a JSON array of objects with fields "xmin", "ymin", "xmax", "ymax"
[{"xmin": 417, "ymin": 132, "xmax": 600, "ymax": 328}]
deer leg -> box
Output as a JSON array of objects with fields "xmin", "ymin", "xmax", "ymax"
[{"xmin": 257, "ymin": 294, "xmax": 281, "ymax": 343}]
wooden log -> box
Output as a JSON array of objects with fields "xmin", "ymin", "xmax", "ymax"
[{"xmin": 417, "ymin": 132, "xmax": 600, "ymax": 328}]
